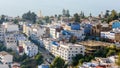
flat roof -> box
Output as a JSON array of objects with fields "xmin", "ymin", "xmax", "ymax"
[{"xmin": 78, "ymin": 40, "xmax": 111, "ymax": 47}]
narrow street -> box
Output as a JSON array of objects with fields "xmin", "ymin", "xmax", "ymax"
[{"xmin": 39, "ymin": 47, "xmax": 54, "ymax": 65}]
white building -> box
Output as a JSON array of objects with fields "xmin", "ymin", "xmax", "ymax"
[
  {"xmin": 4, "ymin": 33, "xmax": 18, "ymax": 51},
  {"xmin": 62, "ymin": 23, "xmax": 85, "ymax": 40},
  {"xmin": 49, "ymin": 27, "xmax": 57, "ymax": 39},
  {"xmin": 23, "ymin": 41, "xmax": 38, "ymax": 57},
  {"xmin": 0, "ymin": 64, "xmax": 9, "ymax": 68},
  {"xmin": 23, "ymin": 24, "xmax": 32, "ymax": 37},
  {"xmin": 48, "ymin": 24, "xmax": 62, "ymax": 39},
  {"xmin": 101, "ymin": 32, "xmax": 115, "ymax": 40},
  {"xmin": 31, "ymin": 25, "xmax": 46, "ymax": 37},
  {"xmin": 70, "ymin": 29, "xmax": 85, "ymax": 40},
  {"xmin": 42, "ymin": 38, "xmax": 53, "ymax": 52},
  {"xmin": 50, "ymin": 42, "xmax": 85, "ymax": 62},
  {"xmin": 2, "ymin": 22, "xmax": 19, "ymax": 32},
  {"xmin": 6, "ymin": 24, "xmax": 19, "ymax": 32},
  {"xmin": 0, "ymin": 51, "xmax": 13, "ymax": 64}
]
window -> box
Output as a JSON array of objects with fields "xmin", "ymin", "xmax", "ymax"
[
  {"xmin": 76, "ymin": 48, "xmax": 78, "ymax": 50},
  {"xmin": 80, "ymin": 51, "xmax": 83, "ymax": 53},
  {"xmin": 68, "ymin": 57, "xmax": 70, "ymax": 59},
  {"xmin": 80, "ymin": 48, "xmax": 82, "ymax": 50},
  {"xmin": 70, "ymin": 48, "xmax": 72, "ymax": 50}
]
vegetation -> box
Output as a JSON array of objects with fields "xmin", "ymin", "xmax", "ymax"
[
  {"xmin": 72, "ymin": 45, "xmax": 119, "ymax": 67},
  {"xmin": 62, "ymin": 9, "xmax": 70, "ymax": 17},
  {"xmin": 21, "ymin": 53, "xmax": 43, "ymax": 68},
  {"xmin": 22, "ymin": 11, "xmax": 37, "ymax": 23},
  {"xmin": 116, "ymin": 53, "xmax": 120, "ymax": 66},
  {"xmin": 104, "ymin": 10, "xmax": 110, "ymax": 18},
  {"xmin": 13, "ymin": 19, "xmax": 19, "ymax": 24},
  {"xmin": 72, "ymin": 54, "xmax": 94, "ymax": 66},
  {"xmin": 0, "ymin": 15, "xmax": 8, "ymax": 24},
  {"xmin": 0, "ymin": 43, "xmax": 6, "ymax": 51},
  {"xmin": 21, "ymin": 58, "xmax": 37, "ymax": 68},
  {"xmin": 94, "ymin": 47, "xmax": 109, "ymax": 57},
  {"xmin": 43, "ymin": 16, "xmax": 51, "ymax": 23},
  {"xmin": 50, "ymin": 57, "xmax": 66, "ymax": 68},
  {"xmin": 74, "ymin": 13, "xmax": 80, "ymax": 22},
  {"xmin": 80, "ymin": 11, "xmax": 85, "ymax": 19},
  {"xmin": 103, "ymin": 10, "xmax": 119, "ymax": 23},
  {"xmin": 35, "ymin": 53, "xmax": 44, "ymax": 65}
]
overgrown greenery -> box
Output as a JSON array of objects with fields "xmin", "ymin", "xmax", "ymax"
[
  {"xmin": 72, "ymin": 54, "xmax": 94, "ymax": 66},
  {"xmin": 62, "ymin": 9, "xmax": 70, "ymax": 17},
  {"xmin": 116, "ymin": 53, "xmax": 120, "ymax": 66},
  {"xmin": 50, "ymin": 57, "xmax": 67, "ymax": 68},
  {"xmin": 103, "ymin": 10, "xmax": 119, "ymax": 23},
  {"xmin": 72, "ymin": 45, "xmax": 120, "ymax": 67},
  {"xmin": 22, "ymin": 11, "xmax": 37, "ymax": 23},
  {"xmin": 21, "ymin": 53, "xmax": 43, "ymax": 68},
  {"xmin": 35, "ymin": 53, "xmax": 44, "ymax": 65},
  {"xmin": 74, "ymin": 13, "xmax": 80, "ymax": 22}
]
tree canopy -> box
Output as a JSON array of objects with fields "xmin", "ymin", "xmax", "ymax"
[
  {"xmin": 74, "ymin": 13, "xmax": 80, "ymax": 22},
  {"xmin": 116, "ymin": 53, "xmax": 120, "ymax": 66},
  {"xmin": 22, "ymin": 11, "xmax": 37, "ymax": 23},
  {"xmin": 110, "ymin": 10, "xmax": 118, "ymax": 20},
  {"xmin": 104, "ymin": 10, "xmax": 119, "ymax": 23},
  {"xmin": 62, "ymin": 9, "xmax": 70, "ymax": 17},
  {"xmin": 50, "ymin": 57, "xmax": 65, "ymax": 68},
  {"xmin": 35, "ymin": 53, "xmax": 43, "ymax": 65}
]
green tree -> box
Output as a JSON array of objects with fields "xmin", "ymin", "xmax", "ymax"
[
  {"xmin": 74, "ymin": 13, "xmax": 80, "ymax": 22},
  {"xmin": 58, "ymin": 15, "xmax": 62, "ymax": 20},
  {"xmin": 44, "ymin": 16, "xmax": 51, "ymax": 23},
  {"xmin": 50, "ymin": 57, "xmax": 65, "ymax": 68},
  {"xmin": 105, "ymin": 10, "xmax": 110, "ymax": 18},
  {"xmin": 89, "ymin": 13, "xmax": 92, "ymax": 17},
  {"xmin": 110, "ymin": 10, "xmax": 118, "ymax": 20},
  {"xmin": 106, "ymin": 16, "xmax": 112, "ymax": 23},
  {"xmin": 94, "ymin": 47, "xmax": 109, "ymax": 57},
  {"xmin": 116, "ymin": 53, "xmax": 120, "ymax": 66},
  {"xmin": 80, "ymin": 11, "xmax": 85, "ymax": 19},
  {"xmin": 72, "ymin": 54, "xmax": 94, "ymax": 67},
  {"xmin": 21, "ymin": 58, "xmax": 37, "ymax": 68},
  {"xmin": 13, "ymin": 19, "xmax": 19, "ymax": 24},
  {"xmin": 35, "ymin": 53, "xmax": 43, "ymax": 65},
  {"xmin": 106, "ymin": 50, "xmax": 116, "ymax": 57},
  {"xmin": 22, "ymin": 11, "xmax": 37, "ymax": 23},
  {"xmin": 0, "ymin": 15, "xmax": 6, "ymax": 24},
  {"xmin": 55, "ymin": 14, "xmax": 57, "ymax": 18},
  {"xmin": 66, "ymin": 10, "xmax": 70, "ymax": 17},
  {"xmin": 79, "ymin": 59, "xmax": 84, "ymax": 65},
  {"xmin": 72, "ymin": 54, "xmax": 83, "ymax": 66}
]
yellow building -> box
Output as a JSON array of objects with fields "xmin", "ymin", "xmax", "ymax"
[{"xmin": 23, "ymin": 24, "xmax": 31, "ymax": 36}]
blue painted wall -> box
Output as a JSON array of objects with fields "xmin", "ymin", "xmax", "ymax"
[
  {"xmin": 71, "ymin": 23, "xmax": 80, "ymax": 30},
  {"xmin": 84, "ymin": 24, "xmax": 92, "ymax": 35},
  {"xmin": 112, "ymin": 22, "xmax": 120, "ymax": 28}
]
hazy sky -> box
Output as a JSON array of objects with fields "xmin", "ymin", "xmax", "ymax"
[{"xmin": 0, "ymin": 0, "xmax": 119, "ymax": 17}]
